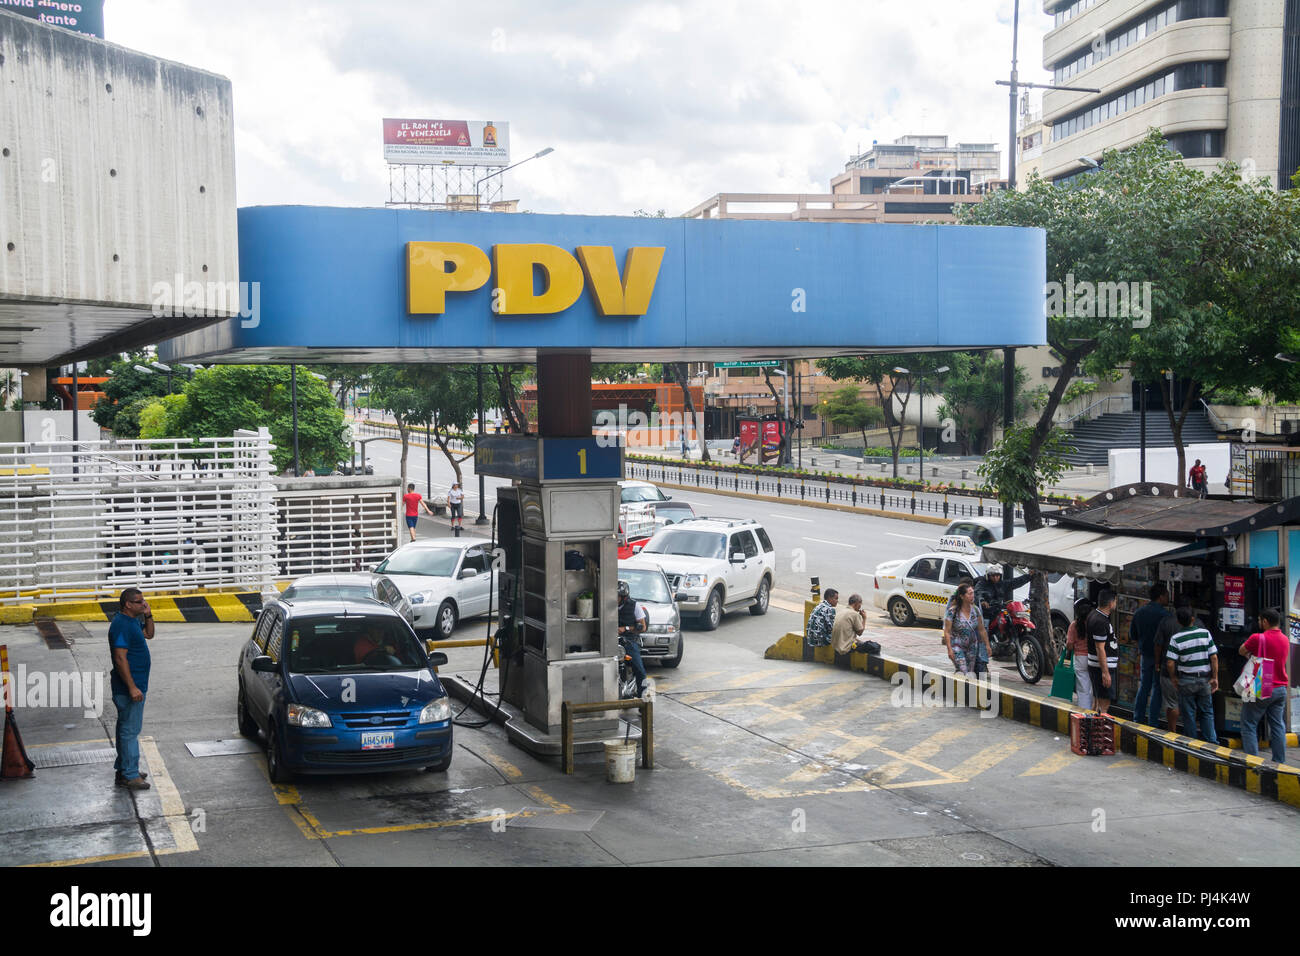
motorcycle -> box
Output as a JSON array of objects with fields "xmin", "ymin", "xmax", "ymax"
[
  {"xmin": 617, "ymin": 636, "xmax": 653, "ymax": 700},
  {"xmin": 987, "ymin": 600, "xmax": 1047, "ymax": 684}
]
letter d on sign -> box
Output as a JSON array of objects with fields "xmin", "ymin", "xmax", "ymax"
[
  {"xmin": 493, "ymin": 243, "xmax": 584, "ymax": 314},
  {"xmin": 407, "ymin": 242, "xmax": 492, "ymax": 313}
]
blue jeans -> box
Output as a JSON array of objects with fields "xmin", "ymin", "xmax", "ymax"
[
  {"xmin": 112, "ymin": 692, "xmax": 146, "ymax": 779},
  {"xmin": 620, "ymin": 635, "xmax": 647, "ymax": 686},
  {"xmin": 1176, "ymin": 677, "xmax": 1217, "ymax": 744},
  {"xmin": 1134, "ymin": 654, "xmax": 1162, "ymax": 725},
  {"xmin": 1240, "ymin": 686, "xmax": 1287, "ymax": 763}
]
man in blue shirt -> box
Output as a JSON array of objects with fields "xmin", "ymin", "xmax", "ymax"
[
  {"xmin": 1130, "ymin": 583, "xmax": 1170, "ymax": 726},
  {"xmin": 109, "ymin": 588, "xmax": 154, "ymax": 790}
]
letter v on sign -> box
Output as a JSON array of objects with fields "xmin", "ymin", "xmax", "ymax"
[{"xmin": 575, "ymin": 246, "xmax": 665, "ymax": 316}]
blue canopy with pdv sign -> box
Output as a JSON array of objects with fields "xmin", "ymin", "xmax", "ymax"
[{"xmin": 160, "ymin": 206, "xmax": 1046, "ymax": 363}]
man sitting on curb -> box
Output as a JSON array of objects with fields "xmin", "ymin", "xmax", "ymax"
[
  {"xmin": 806, "ymin": 588, "xmax": 838, "ymax": 648},
  {"xmin": 832, "ymin": 593, "xmax": 871, "ymax": 664}
]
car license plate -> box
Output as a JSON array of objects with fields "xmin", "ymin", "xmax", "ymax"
[{"xmin": 361, "ymin": 731, "xmax": 395, "ymax": 750}]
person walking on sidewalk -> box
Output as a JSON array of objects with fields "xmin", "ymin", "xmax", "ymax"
[
  {"xmin": 944, "ymin": 584, "xmax": 991, "ymax": 676},
  {"xmin": 1130, "ymin": 583, "xmax": 1170, "ymax": 726},
  {"xmin": 1238, "ymin": 609, "xmax": 1289, "ymax": 763},
  {"xmin": 1165, "ymin": 605, "xmax": 1219, "ymax": 744},
  {"xmin": 447, "ymin": 482, "xmax": 465, "ymax": 534},
  {"xmin": 109, "ymin": 588, "xmax": 153, "ymax": 790},
  {"xmin": 402, "ymin": 483, "xmax": 435, "ymax": 542}
]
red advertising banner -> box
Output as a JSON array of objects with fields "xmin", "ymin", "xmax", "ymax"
[
  {"xmin": 382, "ymin": 118, "xmax": 510, "ymax": 166},
  {"xmin": 761, "ymin": 420, "xmax": 785, "ymax": 465},
  {"xmin": 738, "ymin": 419, "xmax": 761, "ymax": 465},
  {"xmin": 1223, "ymin": 574, "xmax": 1245, "ymax": 608}
]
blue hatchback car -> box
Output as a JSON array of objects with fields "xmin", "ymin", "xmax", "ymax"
[{"xmin": 237, "ymin": 598, "xmax": 453, "ymax": 781}]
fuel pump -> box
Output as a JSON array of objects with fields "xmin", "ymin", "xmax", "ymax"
[{"xmin": 463, "ymin": 435, "xmax": 627, "ymax": 754}]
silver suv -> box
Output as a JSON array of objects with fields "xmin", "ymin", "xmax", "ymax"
[{"xmin": 633, "ymin": 518, "xmax": 776, "ymax": 630}]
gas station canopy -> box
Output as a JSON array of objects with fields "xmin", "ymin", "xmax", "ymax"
[{"xmin": 160, "ymin": 206, "xmax": 1047, "ymax": 364}]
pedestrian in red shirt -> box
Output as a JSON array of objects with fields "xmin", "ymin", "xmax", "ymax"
[
  {"xmin": 1238, "ymin": 608, "xmax": 1290, "ymax": 763},
  {"xmin": 402, "ymin": 482, "xmax": 435, "ymax": 542}
]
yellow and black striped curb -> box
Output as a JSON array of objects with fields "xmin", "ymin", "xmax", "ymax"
[
  {"xmin": 647, "ymin": 478, "xmax": 951, "ymax": 526},
  {"xmin": 765, "ymin": 630, "xmax": 1300, "ymax": 809},
  {"xmin": 0, "ymin": 585, "xmax": 289, "ymax": 625}
]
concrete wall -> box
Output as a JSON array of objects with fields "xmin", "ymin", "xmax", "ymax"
[
  {"xmin": 0, "ymin": 9, "xmax": 237, "ymax": 306},
  {"xmin": 1109, "ymin": 441, "xmax": 1230, "ymax": 488}
]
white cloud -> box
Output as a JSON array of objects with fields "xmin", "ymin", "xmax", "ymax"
[{"xmin": 105, "ymin": 0, "xmax": 1054, "ymax": 214}]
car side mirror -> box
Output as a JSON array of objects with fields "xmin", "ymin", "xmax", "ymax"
[
  {"xmin": 675, "ymin": 591, "xmax": 687, "ymax": 602},
  {"xmin": 731, "ymin": 552, "xmax": 746, "ymax": 563},
  {"xmin": 427, "ymin": 651, "xmax": 448, "ymax": 667},
  {"xmin": 459, "ymin": 568, "xmax": 478, "ymax": 578},
  {"xmin": 251, "ymin": 655, "xmax": 277, "ymax": 673}
]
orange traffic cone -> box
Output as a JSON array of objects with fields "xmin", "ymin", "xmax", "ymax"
[{"xmin": 1, "ymin": 645, "xmax": 34, "ymax": 779}]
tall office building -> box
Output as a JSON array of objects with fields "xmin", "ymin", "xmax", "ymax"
[{"xmin": 1040, "ymin": 0, "xmax": 1299, "ymax": 189}]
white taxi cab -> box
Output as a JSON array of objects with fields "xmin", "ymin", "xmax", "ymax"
[
  {"xmin": 872, "ymin": 535, "xmax": 1075, "ymax": 630},
  {"xmin": 871, "ymin": 536, "xmax": 992, "ymax": 626}
]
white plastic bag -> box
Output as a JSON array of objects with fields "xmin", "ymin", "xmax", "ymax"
[{"xmin": 1233, "ymin": 655, "xmax": 1262, "ymax": 703}]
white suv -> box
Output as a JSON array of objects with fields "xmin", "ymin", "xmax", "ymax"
[{"xmin": 631, "ymin": 518, "xmax": 776, "ymax": 630}]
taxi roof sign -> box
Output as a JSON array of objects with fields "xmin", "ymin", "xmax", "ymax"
[{"xmin": 937, "ymin": 535, "xmax": 982, "ymax": 556}]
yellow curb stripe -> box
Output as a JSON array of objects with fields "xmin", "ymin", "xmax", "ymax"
[
  {"xmin": 204, "ymin": 593, "xmax": 257, "ymax": 621},
  {"xmin": 22, "ymin": 850, "xmax": 155, "ymax": 868}
]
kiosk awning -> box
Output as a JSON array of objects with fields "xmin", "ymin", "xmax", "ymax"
[{"xmin": 983, "ymin": 527, "xmax": 1191, "ymax": 579}]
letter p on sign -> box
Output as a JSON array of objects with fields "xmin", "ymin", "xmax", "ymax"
[{"xmin": 407, "ymin": 242, "xmax": 491, "ymax": 313}]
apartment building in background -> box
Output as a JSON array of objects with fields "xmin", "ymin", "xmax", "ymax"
[{"xmin": 1040, "ymin": 0, "xmax": 1299, "ymax": 188}]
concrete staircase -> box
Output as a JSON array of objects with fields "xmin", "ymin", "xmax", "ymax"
[{"xmin": 1062, "ymin": 410, "xmax": 1219, "ymax": 466}]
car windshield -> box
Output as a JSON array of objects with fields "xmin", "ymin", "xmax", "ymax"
[
  {"xmin": 282, "ymin": 585, "xmax": 374, "ymax": 603},
  {"xmin": 621, "ymin": 485, "xmax": 664, "ymax": 503},
  {"xmin": 285, "ymin": 617, "xmax": 428, "ymax": 673},
  {"xmin": 376, "ymin": 548, "xmax": 460, "ymax": 576},
  {"xmin": 642, "ymin": 529, "xmax": 726, "ymax": 559},
  {"xmin": 621, "ymin": 569, "xmax": 672, "ymax": 604}
]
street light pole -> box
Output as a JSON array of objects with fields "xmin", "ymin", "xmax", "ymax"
[
  {"xmin": 290, "ymin": 365, "xmax": 300, "ymax": 477},
  {"xmin": 476, "ymin": 365, "xmax": 488, "ymax": 525},
  {"xmin": 475, "ymin": 147, "xmax": 555, "ymax": 210}
]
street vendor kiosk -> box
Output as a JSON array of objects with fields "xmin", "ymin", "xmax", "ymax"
[{"xmin": 984, "ymin": 484, "xmax": 1298, "ymax": 740}]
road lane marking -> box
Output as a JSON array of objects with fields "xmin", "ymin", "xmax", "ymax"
[
  {"xmin": 1020, "ymin": 750, "xmax": 1082, "ymax": 776},
  {"xmin": 947, "ymin": 732, "xmax": 1039, "ymax": 780},
  {"xmin": 855, "ymin": 571, "xmax": 874, "ymax": 577},
  {"xmin": 867, "ymin": 726, "xmax": 977, "ymax": 785},
  {"xmin": 802, "ymin": 537, "xmax": 857, "ymax": 548},
  {"xmin": 138, "ymin": 736, "xmax": 199, "ymax": 854},
  {"xmin": 886, "ymin": 532, "xmax": 938, "ymax": 543},
  {"xmin": 768, "ymin": 513, "xmax": 814, "ymax": 522}
]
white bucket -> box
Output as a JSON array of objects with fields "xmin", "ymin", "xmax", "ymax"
[
  {"xmin": 605, "ymin": 741, "xmax": 636, "ymax": 783},
  {"xmin": 576, "ymin": 597, "xmax": 594, "ymax": 619}
]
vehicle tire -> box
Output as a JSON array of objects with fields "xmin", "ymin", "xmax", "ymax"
[
  {"xmin": 662, "ymin": 634, "xmax": 684, "ymax": 668},
  {"xmin": 1016, "ymin": 632, "xmax": 1046, "ymax": 685},
  {"xmin": 888, "ymin": 596, "xmax": 916, "ymax": 627},
  {"xmin": 699, "ymin": 589, "xmax": 723, "ymax": 631},
  {"xmin": 424, "ymin": 750, "xmax": 453, "ymax": 773},
  {"xmin": 435, "ymin": 600, "xmax": 458, "ymax": 639},
  {"xmin": 266, "ymin": 724, "xmax": 292, "ymax": 784},
  {"xmin": 749, "ymin": 577, "xmax": 771, "ymax": 616},
  {"xmin": 237, "ymin": 682, "xmax": 259, "ymax": 740},
  {"xmin": 1048, "ymin": 613, "xmax": 1070, "ymax": 676}
]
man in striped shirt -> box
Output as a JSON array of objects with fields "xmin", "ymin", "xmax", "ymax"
[{"xmin": 1164, "ymin": 606, "xmax": 1219, "ymax": 744}]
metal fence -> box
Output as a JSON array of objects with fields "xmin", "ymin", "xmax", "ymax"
[
  {"xmin": 626, "ymin": 460, "xmax": 1016, "ymax": 522},
  {"xmin": 0, "ymin": 432, "xmax": 277, "ymax": 604},
  {"xmin": 0, "ymin": 432, "xmax": 402, "ymax": 604}
]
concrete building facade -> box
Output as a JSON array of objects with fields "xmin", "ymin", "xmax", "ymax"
[{"xmin": 1040, "ymin": 0, "xmax": 1299, "ymax": 188}]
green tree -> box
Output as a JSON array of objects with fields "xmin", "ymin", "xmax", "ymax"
[
  {"xmin": 423, "ymin": 366, "xmax": 479, "ymax": 486},
  {"xmin": 137, "ymin": 394, "xmax": 189, "ymax": 440},
  {"xmin": 818, "ymin": 354, "xmax": 953, "ymax": 477},
  {"xmin": 591, "ymin": 363, "xmax": 642, "ymax": 383},
  {"xmin": 175, "ymin": 365, "xmax": 346, "ymax": 473},
  {"xmin": 937, "ymin": 352, "xmax": 1029, "ymax": 454},
  {"xmin": 956, "ymin": 130, "xmax": 1300, "ymax": 514},
  {"xmin": 91, "ymin": 359, "xmax": 172, "ymax": 436},
  {"xmin": 316, "ymin": 364, "xmax": 370, "ymax": 410},
  {"xmin": 822, "ymin": 385, "xmax": 884, "ymax": 448}
]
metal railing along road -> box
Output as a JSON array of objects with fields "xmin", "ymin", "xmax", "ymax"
[{"xmin": 626, "ymin": 460, "xmax": 1015, "ymax": 522}]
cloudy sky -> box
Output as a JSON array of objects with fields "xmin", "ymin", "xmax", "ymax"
[{"xmin": 107, "ymin": 0, "xmax": 1054, "ymax": 215}]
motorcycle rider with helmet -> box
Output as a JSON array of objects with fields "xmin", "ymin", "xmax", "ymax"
[
  {"xmin": 617, "ymin": 580, "xmax": 650, "ymax": 696},
  {"xmin": 976, "ymin": 565, "xmax": 1033, "ymax": 657}
]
